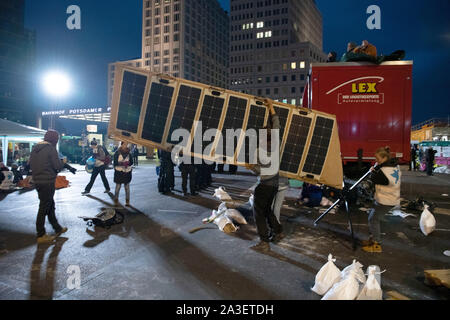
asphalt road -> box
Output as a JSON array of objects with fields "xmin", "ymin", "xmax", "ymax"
[{"xmin": 0, "ymin": 164, "xmax": 449, "ymax": 300}]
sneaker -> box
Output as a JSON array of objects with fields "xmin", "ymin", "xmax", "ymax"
[
  {"xmin": 251, "ymin": 241, "xmax": 270, "ymax": 252},
  {"xmin": 81, "ymin": 191, "xmax": 90, "ymax": 195},
  {"xmin": 55, "ymin": 227, "xmax": 68, "ymax": 237},
  {"xmin": 37, "ymin": 234, "xmax": 56, "ymax": 244},
  {"xmin": 272, "ymin": 232, "xmax": 286, "ymax": 243},
  {"xmin": 362, "ymin": 241, "xmax": 382, "ymax": 253}
]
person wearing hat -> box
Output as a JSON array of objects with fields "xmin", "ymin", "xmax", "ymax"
[
  {"xmin": 29, "ymin": 129, "xmax": 68, "ymax": 244},
  {"xmin": 82, "ymin": 140, "xmax": 111, "ymax": 195}
]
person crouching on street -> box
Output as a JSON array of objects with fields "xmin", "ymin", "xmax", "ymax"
[
  {"xmin": 362, "ymin": 146, "xmax": 401, "ymax": 253},
  {"xmin": 113, "ymin": 142, "xmax": 133, "ymax": 206},
  {"xmin": 82, "ymin": 140, "xmax": 110, "ymax": 195},
  {"xmin": 29, "ymin": 129, "xmax": 68, "ymax": 244}
]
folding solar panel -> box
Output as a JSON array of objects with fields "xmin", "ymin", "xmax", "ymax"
[
  {"xmin": 116, "ymin": 71, "xmax": 147, "ymax": 134},
  {"xmin": 141, "ymin": 82, "xmax": 175, "ymax": 144},
  {"xmin": 108, "ymin": 65, "xmax": 343, "ymax": 189}
]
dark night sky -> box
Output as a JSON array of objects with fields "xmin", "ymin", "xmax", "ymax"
[{"xmin": 25, "ymin": 0, "xmax": 450, "ymax": 125}]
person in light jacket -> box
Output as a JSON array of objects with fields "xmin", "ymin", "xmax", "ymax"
[
  {"xmin": 113, "ymin": 142, "xmax": 133, "ymax": 206},
  {"xmin": 362, "ymin": 146, "xmax": 401, "ymax": 253}
]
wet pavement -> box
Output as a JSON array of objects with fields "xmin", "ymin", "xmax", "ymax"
[{"xmin": 0, "ymin": 164, "xmax": 449, "ymax": 300}]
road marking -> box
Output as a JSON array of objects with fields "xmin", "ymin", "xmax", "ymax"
[{"xmin": 158, "ymin": 209, "xmax": 198, "ymax": 214}]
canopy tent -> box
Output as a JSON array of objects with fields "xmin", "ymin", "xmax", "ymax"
[{"xmin": 0, "ymin": 118, "xmax": 46, "ymax": 165}]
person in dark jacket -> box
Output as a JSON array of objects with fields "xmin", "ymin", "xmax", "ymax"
[
  {"xmin": 113, "ymin": 142, "xmax": 133, "ymax": 206},
  {"xmin": 158, "ymin": 148, "xmax": 175, "ymax": 194},
  {"xmin": 409, "ymin": 145, "xmax": 417, "ymax": 171},
  {"xmin": 425, "ymin": 146, "xmax": 437, "ymax": 176},
  {"xmin": 82, "ymin": 140, "xmax": 110, "ymax": 195},
  {"xmin": 179, "ymin": 150, "xmax": 197, "ymax": 196},
  {"xmin": 132, "ymin": 145, "xmax": 139, "ymax": 167},
  {"xmin": 29, "ymin": 130, "xmax": 68, "ymax": 244},
  {"xmin": 11, "ymin": 163, "xmax": 23, "ymax": 184}
]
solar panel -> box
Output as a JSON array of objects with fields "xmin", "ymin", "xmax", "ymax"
[
  {"xmin": 237, "ymin": 103, "xmax": 267, "ymax": 163},
  {"xmin": 141, "ymin": 82, "xmax": 175, "ymax": 143},
  {"xmin": 302, "ymin": 116, "xmax": 334, "ymax": 176},
  {"xmin": 192, "ymin": 94, "xmax": 225, "ymax": 155},
  {"xmin": 215, "ymin": 96, "xmax": 247, "ymax": 160},
  {"xmin": 116, "ymin": 71, "xmax": 147, "ymax": 133},
  {"xmin": 273, "ymin": 106, "xmax": 290, "ymax": 140},
  {"xmin": 280, "ymin": 114, "xmax": 312, "ymax": 174},
  {"xmin": 167, "ymin": 84, "xmax": 202, "ymax": 146}
]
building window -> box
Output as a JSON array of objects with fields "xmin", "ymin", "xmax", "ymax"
[
  {"xmin": 266, "ymin": 88, "xmax": 270, "ymax": 95},
  {"xmin": 291, "ymin": 75, "xmax": 296, "ymax": 81},
  {"xmin": 257, "ymin": 32, "xmax": 264, "ymax": 39},
  {"xmin": 299, "ymin": 61, "xmax": 306, "ymax": 69},
  {"xmin": 291, "ymin": 62, "xmax": 296, "ymax": 69},
  {"xmin": 256, "ymin": 21, "xmax": 264, "ymax": 28},
  {"xmin": 265, "ymin": 31, "xmax": 272, "ymax": 38}
]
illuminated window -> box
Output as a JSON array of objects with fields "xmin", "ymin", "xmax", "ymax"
[
  {"xmin": 256, "ymin": 21, "xmax": 264, "ymax": 28},
  {"xmin": 257, "ymin": 32, "xmax": 264, "ymax": 39},
  {"xmin": 265, "ymin": 31, "xmax": 272, "ymax": 38},
  {"xmin": 291, "ymin": 99, "xmax": 296, "ymax": 105},
  {"xmin": 291, "ymin": 62, "xmax": 296, "ymax": 69},
  {"xmin": 299, "ymin": 61, "xmax": 306, "ymax": 69}
]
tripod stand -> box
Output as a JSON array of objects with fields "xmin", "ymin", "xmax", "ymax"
[{"xmin": 314, "ymin": 163, "xmax": 379, "ymax": 250}]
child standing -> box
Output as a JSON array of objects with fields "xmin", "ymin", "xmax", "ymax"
[
  {"xmin": 114, "ymin": 142, "xmax": 133, "ymax": 206},
  {"xmin": 363, "ymin": 146, "xmax": 401, "ymax": 253}
]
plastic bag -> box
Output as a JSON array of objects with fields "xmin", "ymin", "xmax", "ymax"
[
  {"xmin": 213, "ymin": 214, "xmax": 237, "ymax": 234},
  {"xmin": 357, "ymin": 266, "xmax": 383, "ymax": 300},
  {"xmin": 225, "ymin": 209, "xmax": 247, "ymax": 225},
  {"xmin": 341, "ymin": 260, "xmax": 366, "ymax": 285},
  {"xmin": 322, "ymin": 269, "xmax": 360, "ymax": 300},
  {"xmin": 213, "ymin": 187, "xmax": 232, "ymax": 201},
  {"xmin": 311, "ymin": 254, "xmax": 341, "ymax": 295},
  {"xmin": 419, "ymin": 204, "xmax": 436, "ymax": 236}
]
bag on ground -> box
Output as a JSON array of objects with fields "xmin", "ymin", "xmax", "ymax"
[
  {"xmin": 356, "ymin": 266, "xmax": 383, "ymax": 300},
  {"xmin": 213, "ymin": 187, "xmax": 232, "ymax": 201},
  {"xmin": 341, "ymin": 260, "xmax": 366, "ymax": 285},
  {"xmin": 225, "ymin": 209, "xmax": 247, "ymax": 225},
  {"xmin": 322, "ymin": 269, "xmax": 360, "ymax": 300},
  {"xmin": 213, "ymin": 214, "xmax": 237, "ymax": 234},
  {"xmin": 80, "ymin": 208, "xmax": 124, "ymax": 229},
  {"xmin": 311, "ymin": 254, "xmax": 341, "ymax": 295},
  {"xmin": 419, "ymin": 204, "xmax": 436, "ymax": 236}
]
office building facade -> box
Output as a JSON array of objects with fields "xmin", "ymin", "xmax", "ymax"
[
  {"xmin": 229, "ymin": 0, "xmax": 326, "ymax": 106},
  {"xmin": 0, "ymin": 0, "xmax": 36, "ymax": 125}
]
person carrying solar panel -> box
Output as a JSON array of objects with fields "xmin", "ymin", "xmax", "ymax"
[
  {"xmin": 113, "ymin": 142, "xmax": 133, "ymax": 206},
  {"xmin": 82, "ymin": 140, "xmax": 111, "ymax": 195},
  {"xmin": 179, "ymin": 149, "xmax": 197, "ymax": 197},
  {"xmin": 157, "ymin": 147, "xmax": 175, "ymax": 194},
  {"xmin": 245, "ymin": 99, "xmax": 285, "ymax": 252}
]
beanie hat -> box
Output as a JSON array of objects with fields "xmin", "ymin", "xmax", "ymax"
[{"xmin": 44, "ymin": 129, "xmax": 59, "ymax": 146}]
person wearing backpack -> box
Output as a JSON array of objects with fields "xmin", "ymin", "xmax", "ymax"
[
  {"xmin": 362, "ymin": 146, "xmax": 401, "ymax": 253},
  {"xmin": 82, "ymin": 140, "xmax": 111, "ymax": 195},
  {"xmin": 113, "ymin": 142, "xmax": 133, "ymax": 206}
]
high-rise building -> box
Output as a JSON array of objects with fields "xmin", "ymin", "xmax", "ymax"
[
  {"xmin": 229, "ymin": 0, "xmax": 326, "ymax": 106},
  {"xmin": 0, "ymin": 0, "xmax": 36, "ymax": 125},
  {"xmin": 108, "ymin": 0, "xmax": 230, "ymax": 106}
]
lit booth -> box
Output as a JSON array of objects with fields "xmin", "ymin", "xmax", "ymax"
[{"xmin": 0, "ymin": 118, "xmax": 46, "ymax": 166}]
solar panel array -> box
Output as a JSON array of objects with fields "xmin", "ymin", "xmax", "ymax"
[{"xmin": 108, "ymin": 66, "xmax": 343, "ymax": 188}]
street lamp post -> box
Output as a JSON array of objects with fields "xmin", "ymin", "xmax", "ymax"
[{"xmin": 42, "ymin": 71, "xmax": 71, "ymax": 129}]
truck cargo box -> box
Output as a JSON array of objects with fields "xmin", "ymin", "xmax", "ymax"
[{"xmin": 306, "ymin": 61, "xmax": 413, "ymax": 165}]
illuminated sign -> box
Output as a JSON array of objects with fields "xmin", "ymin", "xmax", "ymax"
[
  {"xmin": 326, "ymin": 77, "xmax": 385, "ymax": 105},
  {"xmin": 41, "ymin": 107, "xmax": 112, "ymax": 117}
]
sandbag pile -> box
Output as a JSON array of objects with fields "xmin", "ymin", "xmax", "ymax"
[
  {"xmin": 213, "ymin": 187, "xmax": 232, "ymax": 201},
  {"xmin": 203, "ymin": 201, "xmax": 248, "ymax": 234},
  {"xmin": 312, "ymin": 255, "xmax": 383, "ymax": 300}
]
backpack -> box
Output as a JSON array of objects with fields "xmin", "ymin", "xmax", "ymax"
[
  {"xmin": 102, "ymin": 146, "xmax": 112, "ymax": 166},
  {"xmin": 79, "ymin": 208, "xmax": 124, "ymax": 229}
]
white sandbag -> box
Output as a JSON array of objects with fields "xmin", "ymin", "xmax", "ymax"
[
  {"xmin": 224, "ymin": 209, "xmax": 248, "ymax": 225},
  {"xmin": 320, "ymin": 197, "xmax": 333, "ymax": 207},
  {"xmin": 341, "ymin": 260, "xmax": 366, "ymax": 285},
  {"xmin": 311, "ymin": 254, "xmax": 341, "ymax": 295},
  {"xmin": 356, "ymin": 266, "xmax": 383, "ymax": 300},
  {"xmin": 203, "ymin": 209, "xmax": 220, "ymax": 224},
  {"xmin": 218, "ymin": 202, "xmax": 228, "ymax": 212},
  {"xmin": 213, "ymin": 214, "xmax": 237, "ymax": 233},
  {"xmin": 213, "ymin": 187, "xmax": 232, "ymax": 201},
  {"xmin": 419, "ymin": 204, "xmax": 436, "ymax": 236},
  {"xmin": 322, "ymin": 269, "xmax": 360, "ymax": 300},
  {"xmin": 388, "ymin": 209, "xmax": 416, "ymax": 219}
]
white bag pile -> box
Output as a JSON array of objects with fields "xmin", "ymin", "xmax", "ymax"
[
  {"xmin": 204, "ymin": 201, "xmax": 248, "ymax": 234},
  {"xmin": 419, "ymin": 204, "xmax": 436, "ymax": 236},
  {"xmin": 213, "ymin": 187, "xmax": 232, "ymax": 201},
  {"xmin": 311, "ymin": 254, "xmax": 341, "ymax": 295},
  {"xmin": 312, "ymin": 255, "xmax": 384, "ymax": 300}
]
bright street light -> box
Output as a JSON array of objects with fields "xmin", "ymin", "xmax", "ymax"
[{"xmin": 43, "ymin": 71, "xmax": 71, "ymax": 98}]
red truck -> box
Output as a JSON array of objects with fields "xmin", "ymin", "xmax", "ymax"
[{"xmin": 304, "ymin": 61, "xmax": 413, "ymax": 170}]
